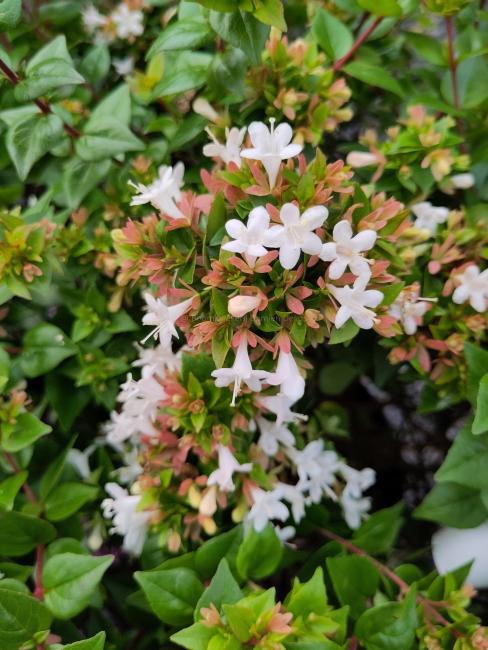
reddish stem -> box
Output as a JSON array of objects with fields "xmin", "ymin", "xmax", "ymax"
[
  {"xmin": 320, "ymin": 527, "xmax": 463, "ymax": 638},
  {"xmin": 33, "ymin": 544, "xmax": 45, "ymax": 600},
  {"xmin": 0, "ymin": 57, "xmax": 80, "ymax": 138},
  {"xmin": 333, "ymin": 17, "xmax": 383, "ymax": 73},
  {"xmin": 3, "ymin": 452, "xmax": 37, "ymax": 504}
]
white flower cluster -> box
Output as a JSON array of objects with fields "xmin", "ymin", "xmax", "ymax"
[{"xmin": 82, "ymin": 2, "xmax": 144, "ymax": 43}]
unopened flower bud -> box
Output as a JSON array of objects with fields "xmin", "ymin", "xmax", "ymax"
[{"xmin": 228, "ymin": 295, "xmax": 261, "ymax": 318}]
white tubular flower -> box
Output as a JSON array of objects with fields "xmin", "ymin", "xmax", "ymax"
[
  {"xmin": 450, "ymin": 173, "xmax": 475, "ymax": 189},
  {"xmin": 388, "ymin": 291, "xmax": 430, "ymax": 335},
  {"xmin": 104, "ymin": 410, "xmax": 141, "ymax": 444},
  {"xmin": 277, "ymin": 483, "xmax": 308, "ymax": 524},
  {"xmin": 328, "ymin": 277, "xmax": 383, "ymax": 330},
  {"xmin": 141, "ymin": 293, "xmax": 193, "ymax": 346},
  {"xmin": 211, "ymin": 337, "xmax": 272, "ymax": 406},
  {"xmin": 241, "ymin": 119, "xmax": 302, "ymax": 189},
  {"xmin": 110, "ymin": 4, "xmax": 144, "ymax": 39},
  {"xmin": 222, "ymin": 206, "xmax": 271, "ymax": 265},
  {"xmin": 203, "ymin": 127, "xmax": 246, "ymax": 167},
  {"xmin": 116, "ymin": 448, "xmax": 143, "ymax": 485},
  {"xmin": 102, "ymin": 483, "xmax": 151, "ymax": 556},
  {"xmin": 340, "ymin": 465, "xmax": 376, "ymax": 498},
  {"xmin": 265, "ymin": 203, "xmax": 328, "ymax": 270},
  {"xmin": 287, "ymin": 440, "xmax": 340, "ymax": 503},
  {"xmin": 82, "ymin": 4, "xmax": 106, "ymax": 32},
  {"xmin": 452, "ymin": 265, "xmax": 488, "ymax": 312},
  {"xmin": 320, "ymin": 220, "xmax": 376, "ymax": 281},
  {"xmin": 133, "ymin": 343, "xmax": 181, "ymax": 378},
  {"xmin": 113, "ymin": 56, "xmax": 134, "ymax": 77},
  {"xmin": 256, "ymin": 416, "xmax": 295, "ymax": 456},
  {"xmin": 207, "ymin": 445, "xmax": 252, "ymax": 492},
  {"xmin": 246, "ymin": 486, "xmax": 289, "ymax": 532},
  {"xmin": 267, "ymin": 350, "xmax": 305, "ymax": 402},
  {"xmin": 129, "ymin": 163, "xmax": 185, "ymax": 219},
  {"xmin": 259, "ymin": 393, "xmax": 307, "ymax": 427},
  {"xmin": 346, "ymin": 151, "xmax": 379, "ymax": 168},
  {"xmin": 228, "ymin": 295, "xmax": 261, "ymax": 318},
  {"xmin": 340, "ymin": 489, "xmax": 371, "ymax": 530},
  {"xmin": 411, "ymin": 201, "xmax": 449, "ymax": 235}
]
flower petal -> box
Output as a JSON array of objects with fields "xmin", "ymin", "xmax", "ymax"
[
  {"xmin": 280, "ymin": 203, "xmax": 300, "ymax": 226},
  {"xmin": 279, "ymin": 244, "xmax": 301, "ymax": 270},
  {"xmin": 352, "ymin": 229, "xmax": 377, "ymax": 252},
  {"xmin": 333, "ymin": 220, "xmax": 352, "ymax": 244}
]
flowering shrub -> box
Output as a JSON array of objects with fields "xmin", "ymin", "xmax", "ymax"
[{"xmin": 0, "ymin": 1, "xmax": 487, "ymax": 649}]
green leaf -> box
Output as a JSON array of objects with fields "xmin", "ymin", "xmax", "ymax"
[
  {"xmin": 356, "ymin": 0, "xmax": 402, "ymax": 15},
  {"xmin": 405, "ymin": 32, "xmax": 445, "ymax": 66},
  {"xmin": 135, "ymin": 568, "xmax": 203, "ymax": 626},
  {"xmin": 87, "ymin": 85, "xmax": 131, "ymax": 128},
  {"xmin": 43, "ymin": 553, "xmax": 113, "ymax": 619},
  {"xmin": 312, "ymin": 8, "xmax": 354, "ymax": 61},
  {"xmin": 152, "ymin": 52, "xmax": 212, "ymax": 97},
  {"xmin": 441, "ymin": 56, "xmax": 488, "ymax": 109},
  {"xmin": 236, "ymin": 524, "xmax": 283, "ymax": 580},
  {"xmin": 76, "ymin": 116, "xmax": 143, "ymax": 162},
  {"xmin": 46, "ymin": 374, "xmax": 91, "ymax": 430},
  {"xmin": 435, "ymin": 424, "xmax": 488, "ymax": 490},
  {"xmin": 415, "ymin": 482, "xmax": 488, "ymax": 528},
  {"xmin": 171, "ymin": 623, "xmax": 217, "ymax": 650},
  {"xmin": 355, "ymin": 587, "xmax": 417, "ymax": 649},
  {"xmin": 327, "ymin": 556, "xmax": 379, "ymax": 619},
  {"xmin": 352, "ymin": 503, "xmax": 404, "ymax": 554},
  {"xmin": 0, "ymin": 471, "xmax": 28, "ymax": 510},
  {"xmin": 343, "ymin": 61, "xmax": 405, "ymax": 97},
  {"xmin": 253, "ymin": 0, "xmax": 286, "ymax": 31},
  {"xmin": 58, "ymin": 632, "xmax": 106, "ymax": 650},
  {"xmin": 6, "ymin": 112, "xmax": 65, "ymax": 180},
  {"xmin": 0, "ymin": 0, "xmax": 20, "ymax": 29},
  {"xmin": 195, "ymin": 559, "xmax": 242, "ymax": 619},
  {"xmin": 26, "ymin": 35, "xmax": 74, "ymax": 71},
  {"xmin": 206, "ymin": 192, "xmax": 227, "ymax": 244},
  {"xmin": 0, "ymin": 347, "xmax": 9, "ymax": 392},
  {"xmin": 61, "ymin": 157, "xmax": 111, "ymax": 210},
  {"xmin": 80, "ymin": 44, "xmax": 110, "ymax": 84},
  {"xmin": 147, "ymin": 19, "xmax": 211, "ymax": 57},
  {"xmin": 209, "ymin": 10, "xmax": 269, "ymax": 65},
  {"xmin": 195, "ymin": 525, "xmax": 243, "ymax": 578},
  {"xmin": 329, "ymin": 320, "xmax": 359, "ymax": 345},
  {"xmin": 19, "ymin": 324, "xmax": 77, "ymax": 378},
  {"xmin": 473, "ymin": 375, "xmax": 488, "ymax": 436},
  {"xmin": 0, "ymin": 512, "xmax": 56, "ymax": 556},
  {"xmin": 319, "ymin": 362, "xmax": 358, "ymax": 395},
  {"xmin": 45, "ymin": 482, "xmax": 98, "ymax": 521},
  {"xmin": 285, "ymin": 567, "xmax": 328, "ymax": 618},
  {"xmin": 14, "ymin": 58, "xmax": 84, "ymax": 102},
  {"xmin": 2, "ymin": 412, "xmax": 51, "ymax": 452},
  {"xmin": 465, "ymin": 342, "xmax": 488, "ymax": 404},
  {"xmin": 0, "ymin": 588, "xmax": 52, "ymax": 650},
  {"xmin": 39, "ymin": 436, "xmax": 77, "ymax": 500}
]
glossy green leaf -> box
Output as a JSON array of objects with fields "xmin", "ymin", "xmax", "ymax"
[
  {"xmin": 0, "ymin": 588, "xmax": 52, "ymax": 650},
  {"xmin": 344, "ymin": 61, "xmax": 405, "ymax": 97},
  {"xmin": 147, "ymin": 19, "xmax": 211, "ymax": 58},
  {"xmin": 236, "ymin": 524, "xmax": 283, "ymax": 580},
  {"xmin": 209, "ymin": 10, "xmax": 269, "ymax": 65},
  {"xmin": 312, "ymin": 8, "xmax": 353, "ymax": 61},
  {"xmin": 19, "ymin": 324, "xmax": 77, "ymax": 378},
  {"xmin": 0, "ymin": 512, "xmax": 56, "ymax": 556},
  {"xmin": 2, "ymin": 412, "xmax": 51, "ymax": 452},
  {"xmin": 473, "ymin": 374, "xmax": 488, "ymax": 435},
  {"xmin": 45, "ymin": 482, "xmax": 98, "ymax": 521},
  {"xmin": 415, "ymin": 482, "xmax": 488, "ymax": 528}
]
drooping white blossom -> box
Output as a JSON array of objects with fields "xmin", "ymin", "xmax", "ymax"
[
  {"xmin": 241, "ymin": 119, "xmax": 302, "ymax": 189},
  {"xmin": 452, "ymin": 265, "xmax": 488, "ymax": 313},
  {"xmin": 320, "ymin": 220, "xmax": 376, "ymax": 281},
  {"xmin": 286, "ymin": 440, "xmax": 340, "ymax": 503},
  {"xmin": 388, "ymin": 290, "xmax": 430, "ymax": 335},
  {"xmin": 340, "ymin": 489, "xmax": 372, "ymax": 530},
  {"xmin": 328, "ymin": 277, "xmax": 383, "ymax": 330},
  {"xmin": 102, "ymin": 483, "xmax": 151, "ymax": 555},
  {"xmin": 203, "ymin": 127, "xmax": 246, "ymax": 167},
  {"xmin": 246, "ymin": 486, "xmax": 290, "ymax": 532},
  {"xmin": 258, "ymin": 392, "xmax": 307, "ymax": 427},
  {"xmin": 267, "ymin": 349, "xmax": 305, "ymax": 402},
  {"xmin": 265, "ymin": 203, "xmax": 328, "ymax": 270},
  {"xmin": 211, "ymin": 337, "xmax": 272, "ymax": 406},
  {"xmin": 222, "ymin": 206, "xmax": 271, "ymax": 266},
  {"xmin": 82, "ymin": 4, "xmax": 107, "ymax": 32},
  {"xmin": 277, "ymin": 483, "xmax": 308, "ymax": 524},
  {"xmin": 129, "ymin": 163, "xmax": 185, "ymax": 219},
  {"xmin": 132, "ymin": 343, "xmax": 181, "ymax": 378},
  {"xmin": 450, "ymin": 173, "xmax": 475, "ymax": 189},
  {"xmin": 110, "ymin": 4, "xmax": 144, "ymax": 39},
  {"xmin": 256, "ymin": 416, "xmax": 295, "ymax": 456},
  {"xmin": 207, "ymin": 445, "xmax": 252, "ymax": 492},
  {"xmin": 113, "ymin": 56, "xmax": 134, "ymax": 77},
  {"xmin": 141, "ymin": 292, "xmax": 193, "ymax": 346},
  {"xmin": 339, "ymin": 465, "xmax": 376, "ymax": 498},
  {"xmin": 411, "ymin": 201, "xmax": 449, "ymax": 235}
]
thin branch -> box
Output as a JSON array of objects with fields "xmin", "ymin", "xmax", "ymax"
[
  {"xmin": 320, "ymin": 527, "xmax": 463, "ymax": 638},
  {"xmin": 333, "ymin": 17, "xmax": 383, "ymax": 73},
  {"xmin": 0, "ymin": 57, "xmax": 81, "ymax": 138},
  {"xmin": 4, "ymin": 451, "xmax": 37, "ymax": 504},
  {"xmin": 445, "ymin": 16, "xmax": 460, "ymax": 111}
]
